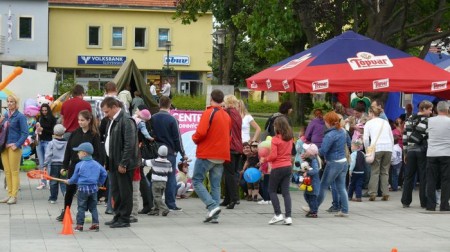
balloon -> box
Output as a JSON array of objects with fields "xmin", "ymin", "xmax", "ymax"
[
  {"xmin": 20, "ymin": 159, "xmax": 36, "ymax": 171},
  {"xmin": 258, "ymin": 147, "xmax": 270, "ymax": 158},
  {"xmin": 0, "ymin": 67, "xmax": 23, "ymax": 91},
  {"xmin": 22, "ymin": 146, "xmax": 32, "ymax": 158},
  {"xmin": 244, "ymin": 167, "xmax": 262, "ymax": 183}
]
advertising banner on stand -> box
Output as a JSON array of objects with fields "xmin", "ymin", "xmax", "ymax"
[{"xmin": 170, "ymin": 110, "xmax": 203, "ymax": 177}]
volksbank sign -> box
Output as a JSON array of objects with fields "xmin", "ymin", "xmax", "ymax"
[
  {"xmin": 163, "ymin": 55, "xmax": 190, "ymax": 66},
  {"xmin": 78, "ymin": 55, "xmax": 126, "ymax": 65}
]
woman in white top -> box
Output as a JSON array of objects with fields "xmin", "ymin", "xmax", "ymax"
[
  {"xmin": 237, "ymin": 100, "xmax": 261, "ymax": 143},
  {"xmin": 363, "ymin": 106, "xmax": 394, "ymax": 201}
]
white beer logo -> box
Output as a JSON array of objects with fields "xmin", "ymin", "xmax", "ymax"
[{"xmin": 347, "ymin": 52, "xmax": 393, "ymax": 70}]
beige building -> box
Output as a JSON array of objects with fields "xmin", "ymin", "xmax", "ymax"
[{"xmin": 48, "ymin": 0, "xmax": 213, "ymax": 96}]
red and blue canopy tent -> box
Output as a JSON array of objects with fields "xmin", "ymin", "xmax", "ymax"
[{"xmin": 246, "ymin": 31, "xmax": 450, "ymax": 99}]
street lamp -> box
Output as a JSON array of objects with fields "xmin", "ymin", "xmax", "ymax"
[
  {"xmin": 212, "ymin": 28, "xmax": 226, "ymax": 85},
  {"xmin": 164, "ymin": 40, "xmax": 172, "ymax": 79}
]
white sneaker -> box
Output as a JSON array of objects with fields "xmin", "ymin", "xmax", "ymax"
[
  {"xmin": 36, "ymin": 183, "xmax": 45, "ymax": 190},
  {"xmin": 204, "ymin": 207, "xmax": 221, "ymax": 223},
  {"xmin": 334, "ymin": 211, "xmax": 349, "ymax": 217},
  {"xmin": 283, "ymin": 217, "xmax": 292, "ymax": 225},
  {"xmin": 49, "ymin": 200, "xmax": 56, "ymax": 204},
  {"xmin": 257, "ymin": 200, "xmax": 269, "ymax": 205},
  {"xmin": 301, "ymin": 206, "xmax": 310, "ymax": 213},
  {"xmin": 268, "ymin": 214, "xmax": 284, "ymax": 225}
]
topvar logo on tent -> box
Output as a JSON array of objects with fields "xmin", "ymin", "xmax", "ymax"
[
  {"xmin": 347, "ymin": 52, "xmax": 393, "ymax": 70},
  {"xmin": 282, "ymin": 80, "xmax": 290, "ymax": 90},
  {"xmin": 312, "ymin": 79, "xmax": 329, "ymax": 91},
  {"xmin": 373, "ymin": 79, "xmax": 389, "ymax": 90},
  {"xmin": 276, "ymin": 53, "xmax": 312, "ymax": 71},
  {"xmin": 431, "ymin": 81, "xmax": 448, "ymax": 91},
  {"xmin": 250, "ymin": 81, "xmax": 258, "ymax": 89}
]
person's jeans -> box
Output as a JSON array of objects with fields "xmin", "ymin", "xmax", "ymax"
[
  {"xmin": 49, "ymin": 163, "xmax": 66, "ymax": 201},
  {"xmin": 223, "ymin": 152, "xmax": 240, "ymax": 203},
  {"xmin": 268, "ymin": 167, "xmax": 292, "ymax": 217},
  {"xmin": 391, "ymin": 163, "xmax": 402, "ymax": 191},
  {"xmin": 348, "ymin": 173, "xmax": 365, "ymax": 199},
  {"xmin": 261, "ymin": 174, "xmax": 270, "ymax": 201},
  {"xmin": 330, "ymin": 181, "xmax": 341, "ymax": 210},
  {"xmin": 36, "ymin": 140, "xmax": 50, "ymax": 186},
  {"xmin": 165, "ymin": 154, "xmax": 178, "ymax": 209},
  {"xmin": 106, "ymin": 173, "xmax": 113, "ymax": 212},
  {"xmin": 402, "ymin": 150, "xmax": 427, "ymax": 207},
  {"xmin": 76, "ymin": 190, "xmax": 99, "ymax": 225},
  {"xmin": 318, "ymin": 160, "xmax": 349, "ymax": 214},
  {"xmin": 304, "ymin": 193, "xmax": 318, "ymax": 214},
  {"xmin": 192, "ymin": 158, "xmax": 223, "ymax": 211},
  {"xmin": 1, "ymin": 147, "xmax": 22, "ymax": 197}
]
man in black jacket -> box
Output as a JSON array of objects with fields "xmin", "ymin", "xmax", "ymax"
[{"xmin": 101, "ymin": 97, "xmax": 139, "ymax": 228}]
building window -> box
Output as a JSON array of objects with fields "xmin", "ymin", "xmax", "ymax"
[
  {"xmin": 112, "ymin": 26, "xmax": 125, "ymax": 47},
  {"xmin": 134, "ymin": 27, "xmax": 147, "ymax": 48},
  {"xmin": 19, "ymin": 17, "xmax": 32, "ymax": 39},
  {"xmin": 88, "ymin": 26, "xmax": 101, "ymax": 47},
  {"xmin": 158, "ymin": 28, "xmax": 170, "ymax": 48}
]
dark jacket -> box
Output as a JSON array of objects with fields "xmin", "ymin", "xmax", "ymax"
[
  {"xmin": 151, "ymin": 110, "xmax": 185, "ymax": 156},
  {"xmin": 38, "ymin": 115, "xmax": 56, "ymax": 141},
  {"xmin": 63, "ymin": 127, "xmax": 102, "ymax": 171},
  {"xmin": 106, "ymin": 109, "xmax": 139, "ymax": 171}
]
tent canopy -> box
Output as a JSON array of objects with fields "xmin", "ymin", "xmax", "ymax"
[
  {"xmin": 246, "ymin": 31, "xmax": 450, "ymax": 98},
  {"xmin": 113, "ymin": 59, "xmax": 159, "ymax": 114}
]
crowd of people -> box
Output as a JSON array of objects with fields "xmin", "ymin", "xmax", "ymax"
[{"xmin": 1, "ymin": 87, "xmax": 449, "ymax": 230}]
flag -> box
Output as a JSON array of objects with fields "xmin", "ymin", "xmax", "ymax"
[{"xmin": 7, "ymin": 8, "xmax": 12, "ymax": 42}]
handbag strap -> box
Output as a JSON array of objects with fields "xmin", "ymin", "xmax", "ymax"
[{"xmin": 372, "ymin": 120, "xmax": 385, "ymax": 146}]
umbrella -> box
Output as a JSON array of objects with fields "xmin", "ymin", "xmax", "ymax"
[
  {"xmin": 436, "ymin": 59, "xmax": 450, "ymax": 72},
  {"xmin": 246, "ymin": 31, "xmax": 450, "ymax": 98}
]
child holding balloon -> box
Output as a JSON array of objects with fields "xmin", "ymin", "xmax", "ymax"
[
  {"xmin": 242, "ymin": 141, "xmax": 261, "ymax": 202},
  {"xmin": 259, "ymin": 116, "xmax": 293, "ymax": 225}
]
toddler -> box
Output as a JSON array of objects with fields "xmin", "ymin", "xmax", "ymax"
[
  {"xmin": 390, "ymin": 137, "xmax": 402, "ymax": 191},
  {"xmin": 176, "ymin": 160, "xmax": 192, "ymax": 199},
  {"xmin": 348, "ymin": 140, "xmax": 365, "ymax": 202},
  {"xmin": 243, "ymin": 141, "xmax": 261, "ymax": 202},
  {"xmin": 65, "ymin": 142, "xmax": 107, "ymax": 232},
  {"xmin": 300, "ymin": 143, "xmax": 321, "ymax": 218},
  {"xmin": 43, "ymin": 124, "xmax": 68, "ymax": 203},
  {"xmin": 133, "ymin": 109, "xmax": 154, "ymax": 141},
  {"xmin": 142, "ymin": 145, "xmax": 172, "ymax": 216}
]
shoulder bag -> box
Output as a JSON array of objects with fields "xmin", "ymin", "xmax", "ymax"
[{"xmin": 365, "ymin": 121, "xmax": 384, "ymax": 164}]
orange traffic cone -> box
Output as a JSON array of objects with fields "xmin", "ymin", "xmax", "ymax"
[
  {"xmin": 391, "ymin": 248, "xmax": 398, "ymax": 252},
  {"xmin": 61, "ymin": 206, "xmax": 74, "ymax": 235}
]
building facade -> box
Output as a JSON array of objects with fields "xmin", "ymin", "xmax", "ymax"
[
  {"xmin": 0, "ymin": 0, "xmax": 49, "ymax": 71},
  {"xmin": 48, "ymin": 0, "xmax": 213, "ymax": 96}
]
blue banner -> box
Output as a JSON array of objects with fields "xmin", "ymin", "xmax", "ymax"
[{"xmin": 78, "ymin": 55, "xmax": 126, "ymax": 65}]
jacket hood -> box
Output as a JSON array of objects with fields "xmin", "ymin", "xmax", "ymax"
[{"xmin": 53, "ymin": 139, "xmax": 67, "ymax": 151}]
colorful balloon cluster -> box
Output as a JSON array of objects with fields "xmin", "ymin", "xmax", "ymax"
[{"xmin": 257, "ymin": 136, "xmax": 272, "ymax": 158}]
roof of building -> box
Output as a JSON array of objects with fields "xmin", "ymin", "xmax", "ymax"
[{"xmin": 48, "ymin": 0, "xmax": 175, "ymax": 9}]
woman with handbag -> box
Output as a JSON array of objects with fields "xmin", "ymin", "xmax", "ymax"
[
  {"xmin": 0, "ymin": 95, "xmax": 28, "ymax": 205},
  {"xmin": 363, "ymin": 106, "xmax": 394, "ymax": 201}
]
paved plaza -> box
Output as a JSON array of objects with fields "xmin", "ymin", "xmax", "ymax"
[{"xmin": 0, "ymin": 171, "xmax": 449, "ymax": 252}]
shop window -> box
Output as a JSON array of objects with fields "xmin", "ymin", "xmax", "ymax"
[
  {"xmin": 112, "ymin": 26, "xmax": 125, "ymax": 48},
  {"xmin": 88, "ymin": 25, "xmax": 101, "ymax": 47},
  {"xmin": 19, "ymin": 16, "xmax": 32, "ymax": 39},
  {"xmin": 134, "ymin": 27, "xmax": 147, "ymax": 48},
  {"xmin": 158, "ymin": 28, "xmax": 170, "ymax": 48}
]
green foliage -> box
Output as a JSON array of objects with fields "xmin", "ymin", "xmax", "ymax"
[
  {"xmin": 171, "ymin": 94, "xmax": 207, "ymax": 111},
  {"xmin": 86, "ymin": 89, "xmax": 103, "ymax": 96},
  {"xmin": 58, "ymin": 77, "xmax": 76, "ymax": 96},
  {"xmin": 247, "ymin": 99, "xmax": 279, "ymax": 114}
]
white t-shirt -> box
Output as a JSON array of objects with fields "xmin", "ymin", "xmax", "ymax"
[
  {"xmin": 161, "ymin": 83, "xmax": 171, "ymax": 97},
  {"xmin": 363, "ymin": 117, "xmax": 394, "ymax": 152},
  {"xmin": 241, "ymin": 114, "xmax": 254, "ymax": 143},
  {"xmin": 150, "ymin": 85, "xmax": 157, "ymax": 95}
]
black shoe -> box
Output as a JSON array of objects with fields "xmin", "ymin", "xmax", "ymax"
[
  {"xmin": 138, "ymin": 208, "xmax": 151, "ymax": 214},
  {"xmin": 219, "ymin": 201, "xmax": 230, "ymax": 207},
  {"xmin": 236, "ymin": 200, "xmax": 240, "ymax": 205},
  {"xmin": 105, "ymin": 210, "xmax": 114, "ymax": 215},
  {"xmin": 402, "ymin": 204, "xmax": 410, "ymax": 208},
  {"xmin": 148, "ymin": 210, "xmax": 159, "ymax": 216},
  {"xmin": 110, "ymin": 222, "xmax": 130, "ymax": 228},
  {"xmin": 426, "ymin": 208, "xmax": 436, "ymax": 211},
  {"xmin": 170, "ymin": 207, "xmax": 183, "ymax": 212},
  {"xmin": 226, "ymin": 202, "xmax": 236, "ymax": 209},
  {"xmin": 162, "ymin": 210, "xmax": 170, "ymax": 216},
  {"xmin": 56, "ymin": 210, "xmax": 65, "ymax": 222},
  {"xmin": 105, "ymin": 219, "xmax": 118, "ymax": 226},
  {"xmin": 130, "ymin": 217, "xmax": 138, "ymax": 223}
]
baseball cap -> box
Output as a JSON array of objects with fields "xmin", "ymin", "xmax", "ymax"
[
  {"xmin": 53, "ymin": 124, "xmax": 66, "ymax": 136},
  {"xmin": 158, "ymin": 145, "xmax": 168, "ymax": 157},
  {"xmin": 73, "ymin": 142, "xmax": 94, "ymax": 155}
]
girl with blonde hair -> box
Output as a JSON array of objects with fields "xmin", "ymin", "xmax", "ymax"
[{"xmin": 237, "ymin": 100, "xmax": 261, "ymax": 143}]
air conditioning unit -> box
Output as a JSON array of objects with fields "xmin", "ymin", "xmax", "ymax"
[{"xmin": 0, "ymin": 35, "xmax": 5, "ymax": 54}]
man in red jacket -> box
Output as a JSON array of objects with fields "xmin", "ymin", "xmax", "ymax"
[{"xmin": 192, "ymin": 89, "xmax": 231, "ymax": 224}]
